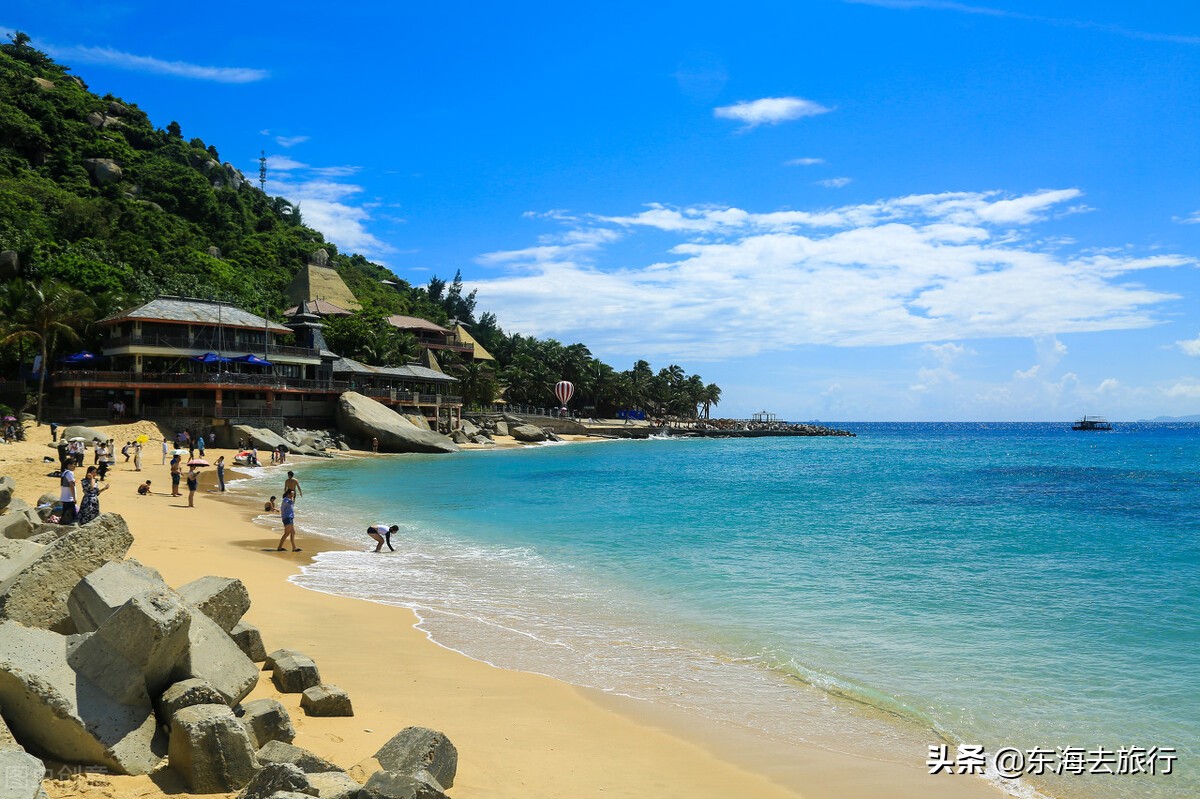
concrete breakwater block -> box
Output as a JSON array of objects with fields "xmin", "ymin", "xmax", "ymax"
[
  {"xmin": 168, "ymin": 704, "xmax": 259, "ymax": 793},
  {"xmin": 180, "ymin": 612, "xmax": 260, "ymax": 705},
  {"xmin": 68, "ymin": 559, "xmax": 169, "ymax": 632},
  {"xmin": 236, "ymin": 762, "xmax": 315, "ymax": 799},
  {"xmin": 239, "ymin": 700, "xmax": 295, "ymax": 749},
  {"xmin": 373, "ymin": 727, "xmax": 458, "ymax": 790},
  {"xmin": 360, "ymin": 770, "xmax": 448, "ymax": 799},
  {"xmin": 231, "ymin": 620, "xmax": 267, "ymax": 662},
  {"xmin": 255, "ymin": 739, "xmax": 339, "ymax": 773},
  {"xmin": 177, "ymin": 576, "xmax": 250, "ymax": 633},
  {"xmin": 271, "ymin": 652, "xmax": 321, "ymax": 693},
  {"xmin": 300, "ymin": 684, "xmax": 352, "ymax": 717}
]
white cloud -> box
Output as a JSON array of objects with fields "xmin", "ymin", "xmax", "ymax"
[
  {"xmin": 275, "ymin": 135, "xmax": 310, "ymax": 148},
  {"xmin": 1014, "ymin": 365, "xmax": 1040, "ymax": 379},
  {"xmin": 267, "ymin": 175, "xmax": 392, "ymax": 258},
  {"xmin": 468, "ymin": 189, "xmax": 1190, "ymax": 360},
  {"xmin": 1164, "ymin": 381, "xmax": 1200, "ymax": 399},
  {"xmin": 817, "ymin": 177, "xmax": 853, "ymax": 188},
  {"xmin": 312, "ymin": 165, "xmax": 362, "ymax": 178},
  {"xmin": 260, "ymin": 155, "xmax": 308, "ymax": 171},
  {"xmin": 32, "ymin": 37, "xmax": 267, "ymax": 83},
  {"xmin": 1176, "ymin": 335, "xmax": 1200, "ymax": 356},
  {"xmin": 786, "ymin": 158, "xmax": 826, "ymax": 166},
  {"xmin": 1097, "ymin": 378, "xmax": 1121, "ymax": 393},
  {"xmin": 714, "ymin": 97, "xmax": 831, "ymax": 129},
  {"xmin": 1175, "ymin": 211, "xmax": 1200, "ymax": 225}
]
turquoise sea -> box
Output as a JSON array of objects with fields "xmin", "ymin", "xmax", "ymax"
[{"xmin": 235, "ymin": 423, "xmax": 1198, "ymax": 799}]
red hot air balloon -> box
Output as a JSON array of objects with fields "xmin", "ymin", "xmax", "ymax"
[{"xmin": 555, "ymin": 380, "xmax": 575, "ymax": 405}]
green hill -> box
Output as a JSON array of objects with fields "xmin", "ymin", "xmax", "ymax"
[{"xmin": 0, "ymin": 33, "xmax": 722, "ymax": 420}]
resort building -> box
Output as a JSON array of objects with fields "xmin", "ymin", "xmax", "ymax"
[
  {"xmin": 284, "ymin": 249, "xmax": 362, "ymax": 312},
  {"xmin": 51, "ymin": 296, "xmax": 461, "ymax": 429}
]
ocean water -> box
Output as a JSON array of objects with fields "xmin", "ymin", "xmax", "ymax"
[{"xmin": 236, "ymin": 424, "xmax": 1199, "ymax": 799}]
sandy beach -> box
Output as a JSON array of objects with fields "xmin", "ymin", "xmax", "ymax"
[{"xmin": 0, "ymin": 420, "xmax": 1005, "ymax": 799}]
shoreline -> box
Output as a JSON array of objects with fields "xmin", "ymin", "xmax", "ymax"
[{"xmin": 1, "ymin": 421, "xmax": 1006, "ymax": 799}]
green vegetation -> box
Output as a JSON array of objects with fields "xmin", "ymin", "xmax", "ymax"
[{"xmin": 0, "ymin": 33, "xmax": 720, "ymax": 419}]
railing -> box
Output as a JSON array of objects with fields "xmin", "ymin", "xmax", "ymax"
[
  {"xmin": 357, "ymin": 387, "xmax": 462, "ymax": 405},
  {"xmin": 414, "ymin": 336, "xmax": 473, "ymax": 353},
  {"xmin": 105, "ymin": 333, "xmax": 318, "ymax": 358},
  {"xmin": 54, "ymin": 370, "xmax": 352, "ymax": 392}
]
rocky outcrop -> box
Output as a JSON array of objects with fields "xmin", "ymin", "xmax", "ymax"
[
  {"xmin": 509, "ymin": 424, "xmax": 548, "ymax": 443},
  {"xmin": 232, "ymin": 425, "xmax": 327, "ymax": 458},
  {"xmin": 82, "ymin": 158, "xmax": 123, "ymax": 185},
  {"xmin": 177, "ymin": 576, "xmax": 250, "ymax": 633},
  {"xmin": 168, "ymin": 704, "xmax": 259, "ymax": 792},
  {"xmin": 32, "ymin": 77, "xmax": 54, "ymax": 91},
  {"xmin": 61, "ymin": 425, "xmax": 109, "ymax": 443},
  {"xmin": 373, "ymin": 727, "xmax": 457, "ymax": 790},
  {"xmin": 0, "ymin": 621, "xmax": 161, "ymax": 774},
  {"xmin": 0, "ymin": 513, "xmax": 133, "ymax": 633},
  {"xmin": 300, "ymin": 684, "xmax": 352, "ymax": 717},
  {"xmin": 0, "ymin": 249, "xmax": 19, "ymax": 279},
  {"xmin": 334, "ymin": 393, "xmax": 458, "ymax": 454}
]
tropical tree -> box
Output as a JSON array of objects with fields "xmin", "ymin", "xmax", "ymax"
[
  {"xmin": 452, "ymin": 359, "xmax": 499, "ymax": 409},
  {"xmin": 0, "ymin": 280, "xmax": 95, "ymax": 424},
  {"xmin": 702, "ymin": 383, "xmax": 722, "ymax": 419}
]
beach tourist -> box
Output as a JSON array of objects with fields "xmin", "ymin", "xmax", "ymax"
[
  {"xmin": 197, "ymin": 435, "xmax": 206, "ymax": 457},
  {"xmin": 77, "ymin": 465, "xmax": 109, "ymax": 525},
  {"xmin": 186, "ymin": 431, "xmax": 196, "ymax": 460},
  {"xmin": 372, "ymin": 436, "xmax": 379, "ymax": 453},
  {"xmin": 137, "ymin": 480, "xmax": 152, "ymax": 496},
  {"xmin": 94, "ymin": 439, "xmax": 103, "ymax": 465},
  {"xmin": 275, "ymin": 489, "xmax": 300, "ymax": 551},
  {"xmin": 284, "ymin": 470, "xmax": 302, "ymax": 499},
  {"xmin": 170, "ymin": 456, "xmax": 182, "ymax": 497},
  {"xmin": 368, "ymin": 524, "xmax": 399, "ymax": 553},
  {"xmin": 49, "ymin": 421, "xmax": 58, "ymax": 442},
  {"xmin": 186, "ymin": 463, "xmax": 200, "ymax": 507},
  {"xmin": 96, "ymin": 453, "xmax": 109, "ymax": 482},
  {"xmin": 121, "ymin": 441, "xmax": 131, "ymax": 462},
  {"xmin": 249, "ymin": 446, "xmax": 259, "ymax": 466},
  {"xmin": 161, "ymin": 438, "xmax": 169, "ymax": 465},
  {"xmin": 264, "ymin": 496, "xmax": 277, "ymax": 512},
  {"xmin": 216, "ymin": 455, "xmax": 226, "ymax": 491},
  {"xmin": 133, "ymin": 442, "xmax": 143, "ymax": 471},
  {"xmin": 59, "ymin": 465, "xmax": 76, "ymax": 524}
]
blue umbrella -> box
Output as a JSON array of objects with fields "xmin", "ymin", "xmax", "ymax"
[
  {"xmin": 233, "ymin": 354, "xmax": 273, "ymax": 366},
  {"xmin": 192, "ymin": 352, "xmax": 232, "ymax": 364},
  {"xmin": 60, "ymin": 351, "xmax": 97, "ymax": 363}
]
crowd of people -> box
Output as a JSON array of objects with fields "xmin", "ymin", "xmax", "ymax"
[{"xmin": 42, "ymin": 422, "xmax": 397, "ymax": 555}]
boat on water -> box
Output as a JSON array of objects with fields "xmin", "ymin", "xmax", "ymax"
[{"xmin": 1072, "ymin": 415, "xmax": 1113, "ymax": 431}]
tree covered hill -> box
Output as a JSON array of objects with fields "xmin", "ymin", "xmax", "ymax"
[{"xmin": 0, "ymin": 34, "xmax": 722, "ymax": 419}]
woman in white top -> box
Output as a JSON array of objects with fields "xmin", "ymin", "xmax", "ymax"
[{"xmin": 367, "ymin": 524, "xmax": 399, "ymax": 553}]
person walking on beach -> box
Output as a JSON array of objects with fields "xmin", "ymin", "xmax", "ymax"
[
  {"xmin": 49, "ymin": 421, "xmax": 58, "ymax": 442},
  {"xmin": 216, "ymin": 455, "xmax": 226, "ymax": 492},
  {"xmin": 170, "ymin": 455, "xmax": 182, "ymax": 497},
  {"xmin": 161, "ymin": 438, "xmax": 169, "ymax": 465},
  {"xmin": 59, "ymin": 465, "xmax": 76, "ymax": 524},
  {"xmin": 133, "ymin": 442, "xmax": 142, "ymax": 472},
  {"xmin": 368, "ymin": 524, "xmax": 399, "ymax": 553},
  {"xmin": 284, "ymin": 471, "xmax": 302, "ymax": 499},
  {"xmin": 197, "ymin": 435, "xmax": 205, "ymax": 458},
  {"xmin": 186, "ymin": 464, "xmax": 200, "ymax": 507},
  {"xmin": 275, "ymin": 489, "xmax": 300, "ymax": 551},
  {"xmin": 77, "ymin": 465, "xmax": 109, "ymax": 525}
]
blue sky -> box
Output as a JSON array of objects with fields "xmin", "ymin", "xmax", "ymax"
[{"xmin": 6, "ymin": 1, "xmax": 1200, "ymax": 420}]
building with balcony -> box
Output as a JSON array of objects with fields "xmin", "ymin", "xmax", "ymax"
[{"xmin": 51, "ymin": 296, "xmax": 461, "ymax": 428}]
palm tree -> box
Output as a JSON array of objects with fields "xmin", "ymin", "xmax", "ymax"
[
  {"xmin": 0, "ymin": 280, "xmax": 95, "ymax": 424},
  {"xmin": 452, "ymin": 359, "xmax": 499, "ymax": 410},
  {"xmin": 701, "ymin": 383, "xmax": 722, "ymax": 419}
]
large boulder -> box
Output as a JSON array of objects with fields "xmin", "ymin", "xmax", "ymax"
[
  {"xmin": 160, "ymin": 679, "xmax": 228, "ymax": 720},
  {"xmin": 67, "ymin": 559, "xmax": 168, "ymax": 632},
  {"xmin": 373, "ymin": 727, "xmax": 457, "ymax": 790},
  {"xmin": 300, "ymin": 684, "xmax": 352, "ymax": 717},
  {"xmin": 493, "ymin": 420, "xmax": 509, "ymax": 436},
  {"xmin": 177, "ymin": 576, "xmax": 250, "ymax": 633},
  {"xmin": 236, "ymin": 762, "xmax": 314, "ymax": 799},
  {"xmin": 255, "ymin": 740, "xmax": 339, "ymax": 773},
  {"xmin": 168, "ymin": 704, "xmax": 259, "ymax": 792},
  {"xmin": 307, "ymin": 771, "xmax": 363, "ymax": 799},
  {"xmin": 67, "ymin": 590, "xmax": 191, "ymax": 705},
  {"xmin": 0, "ymin": 477, "xmax": 14, "ymax": 512},
  {"xmin": 360, "ymin": 771, "xmax": 447, "ymax": 799},
  {"xmin": 402, "ymin": 414, "xmax": 431, "ymax": 432},
  {"xmin": 509, "ymin": 424, "xmax": 548, "ymax": 443},
  {"xmin": 82, "ymin": 158, "xmax": 123, "ymax": 185},
  {"xmin": 179, "ymin": 612, "xmax": 260, "ymax": 705},
  {"xmin": 0, "ymin": 540, "xmax": 44, "ymax": 584},
  {"xmin": 0, "ymin": 513, "xmax": 133, "ymax": 632},
  {"xmin": 231, "ymin": 620, "xmax": 267, "ymax": 662},
  {"xmin": 0, "ymin": 621, "xmax": 161, "ymax": 774},
  {"xmin": 239, "ymin": 700, "xmax": 294, "ymax": 749},
  {"xmin": 61, "ymin": 425, "xmax": 108, "ymax": 443},
  {"xmin": 0, "ymin": 250, "xmax": 19, "ymax": 279},
  {"xmin": 459, "ymin": 419, "xmax": 480, "ymax": 437},
  {"xmin": 232, "ymin": 426, "xmax": 327, "ymax": 458},
  {"xmin": 271, "ymin": 652, "xmax": 320, "ymax": 693},
  {"xmin": 334, "ymin": 393, "xmax": 458, "ymax": 454},
  {"xmin": 0, "ymin": 748, "xmax": 46, "ymax": 799}
]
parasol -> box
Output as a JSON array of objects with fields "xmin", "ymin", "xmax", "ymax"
[{"xmin": 187, "ymin": 458, "xmax": 209, "ymax": 467}]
